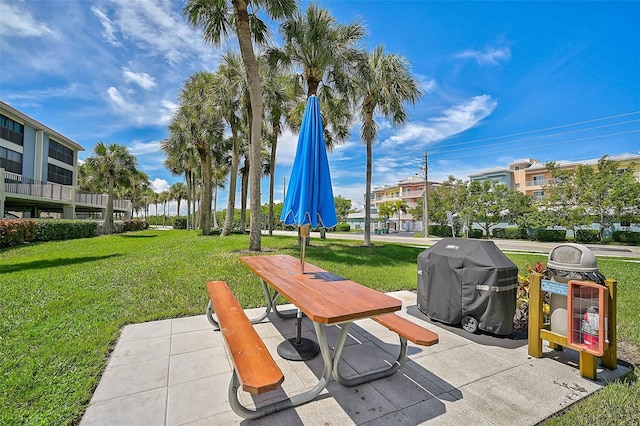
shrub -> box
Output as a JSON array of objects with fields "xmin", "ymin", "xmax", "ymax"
[
  {"xmin": 334, "ymin": 222, "xmax": 350, "ymax": 232},
  {"xmin": 535, "ymin": 229, "xmax": 566, "ymax": 242},
  {"xmin": 0, "ymin": 219, "xmax": 37, "ymax": 248},
  {"xmin": 37, "ymin": 220, "xmax": 98, "ymax": 241},
  {"xmin": 428, "ymin": 224, "xmax": 456, "ymax": 237},
  {"xmin": 123, "ymin": 219, "xmax": 149, "ymax": 232},
  {"xmin": 173, "ymin": 217, "xmax": 187, "ymax": 229},
  {"xmin": 613, "ymin": 230, "xmax": 640, "ymax": 244},
  {"xmin": 575, "ymin": 229, "xmax": 599, "ymax": 243},
  {"xmin": 492, "ymin": 227, "xmax": 527, "ymax": 240},
  {"xmin": 468, "ymin": 229, "xmax": 484, "ymax": 239}
]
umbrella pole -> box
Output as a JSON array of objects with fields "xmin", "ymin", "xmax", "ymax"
[{"xmin": 299, "ymin": 225, "xmax": 309, "ymax": 274}]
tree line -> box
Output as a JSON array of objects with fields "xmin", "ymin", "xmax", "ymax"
[{"xmin": 409, "ymin": 156, "xmax": 640, "ymax": 241}]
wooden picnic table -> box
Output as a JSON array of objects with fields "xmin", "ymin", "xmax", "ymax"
[{"xmin": 206, "ymin": 254, "xmax": 437, "ymax": 419}]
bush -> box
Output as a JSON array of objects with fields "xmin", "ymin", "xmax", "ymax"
[
  {"xmin": 613, "ymin": 230, "xmax": 640, "ymax": 244},
  {"xmin": 173, "ymin": 217, "xmax": 187, "ymax": 229},
  {"xmin": 37, "ymin": 220, "xmax": 98, "ymax": 241},
  {"xmin": 124, "ymin": 219, "xmax": 149, "ymax": 232},
  {"xmin": 0, "ymin": 219, "xmax": 37, "ymax": 248},
  {"xmin": 535, "ymin": 229, "xmax": 566, "ymax": 242},
  {"xmin": 575, "ymin": 229, "xmax": 599, "ymax": 243},
  {"xmin": 468, "ymin": 229, "xmax": 484, "ymax": 239},
  {"xmin": 334, "ymin": 222, "xmax": 350, "ymax": 232},
  {"xmin": 492, "ymin": 227, "xmax": 527, "ymax": 240},
  {"xmin": 428, "ymin": 224, "xmax": 456, "ymax": 237}
]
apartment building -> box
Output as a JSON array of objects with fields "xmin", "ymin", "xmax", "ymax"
[
  {"xmin": 470, "ymin": 154, "xmax": 640, "ymax": 200},
  {"xmin": 1, "ymin": 101, "xmax": 131, "ymax": 219}
]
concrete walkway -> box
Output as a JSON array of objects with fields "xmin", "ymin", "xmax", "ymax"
[{"xmin": 81, "ymin": 291, "xmax": 629, "ymax": 425}]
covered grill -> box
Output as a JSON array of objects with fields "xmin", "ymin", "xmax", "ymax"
[{"xmin": 417, "ymin": 238, "xmax": 518, "ymax": 335}]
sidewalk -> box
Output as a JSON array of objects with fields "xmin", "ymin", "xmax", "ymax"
[{"xmin": 81, "ymin": 291, "xmax": 629, "ymax": 426}]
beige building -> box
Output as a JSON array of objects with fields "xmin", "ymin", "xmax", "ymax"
[{"xmin": 1, "ymin": 101, "xmax": 131, "ymax": 219}]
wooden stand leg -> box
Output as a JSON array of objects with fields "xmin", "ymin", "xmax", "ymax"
[
  {"xmin": 579, "ymin": 351, "xmax": 597, "ymax": 380},
  {"xmin": 528, "ymin": 274, "xmax": 543, "ymax": 358},
  {"xmin": 601, "ymin": 279, "xmax": 617, "ymax": 370}
]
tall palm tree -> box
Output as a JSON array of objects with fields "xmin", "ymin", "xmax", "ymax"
[
  {"xmin": 171, "ymin": 71, "xmax": 225, "ymax": 235},
  {"xmin": 212, "ymin": 52, "xmax": 246, "ymax": 236},
  {"xmin": 262, "ymin": 55, "xmax": 298, "ymax": 235},
  {"xmin": 184, "ymin": 0, "xmax": 297, "ymax": 251},
  {"xmin": 128, "ymin": 170, "xmax": 150, "ymax": 219},
  {"xmin": 170, "ymin": 182, "xmax": 187, "ymax": 218},
  {"xmin": 268, "ymin": 3, "xmax": 365, "ymax": 148},
  {"xmin": 83, "ymin": 142, "xmax": 138, "ymax": 234},
  {"xmin": 353, "ymin": 45, "xmax": 422, "ymax": 246}
]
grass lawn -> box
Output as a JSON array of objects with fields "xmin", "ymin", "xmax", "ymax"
[{"xmin": 1, "ymin": 229, "xmax": 638, "ymax": 424}]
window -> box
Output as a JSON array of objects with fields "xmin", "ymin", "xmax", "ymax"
[
  {"xmin": 514, "ymin": 165, "xmax": 521, "ymax": 170},
  {"xmin": 533, "ymin": 190, "xmax": 545, "ymax": 199},
  {"xmin": 47, "ymin": 163, "xmax": 73, "ymax": 185},
  {"xmin": 0, "ymin": 146, "xmax": 22, "ymax": 173},
  {"xmin": 48, "ymin": 139, "xmax": 74, "ymax": 165},
  {"xmin": 0, "ymin": 114, "xmax": 25, "ymax": 146}
]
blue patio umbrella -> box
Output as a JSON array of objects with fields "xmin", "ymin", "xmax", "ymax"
[
  {"xmin": 278, "ymin": 95, "xmax": 337, "ymax": 361},
  {"xmin": 281, "ymin": 95, "xmax": 337, "ymax": 273}
]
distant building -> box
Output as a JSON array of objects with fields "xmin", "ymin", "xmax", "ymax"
[
  {"xmin": 1, "ymin": 100, "xmax": 131, "ymax": 219},
  {"xmin": 469, "ymin": 154, "xmax": 640, "ymax": 201}
]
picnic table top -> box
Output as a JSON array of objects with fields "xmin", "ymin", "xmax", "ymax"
[{"xmin": 240, "ymin": 254, "xmax": 401, "ymax": 324}]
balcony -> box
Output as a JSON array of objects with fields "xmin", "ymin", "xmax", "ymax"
[
  {"xmin": 3, "ymin": 170, "xmax": 131, "ymax": 212},
  {"xmin": 525, "ymin": 178, "xmax": 553, "ymax": 187}
]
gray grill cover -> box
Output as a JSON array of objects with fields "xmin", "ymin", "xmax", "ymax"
[{"xmin": 417, "ymin": 238, "xmax": 518, "ymax": 335}]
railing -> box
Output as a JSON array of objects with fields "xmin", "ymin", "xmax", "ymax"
[
  {"xmin": 526, "ymin": 178, "xmax": 552, "ymax": 187},
  {"xmin": 3, "ymin": 171, "xmax": 131, "ymax": 211},
  {"xmin": 3, "ymin": 171, "xmax": 72, "ymax": 201},
  {"xmin": 401, "ymin": 190, "xmax": 424, "ymax": 197}
]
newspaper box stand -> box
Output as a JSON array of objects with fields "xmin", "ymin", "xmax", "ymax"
[
  {"xmin": 528, "ymin": 273, "xmax": 617, "ymax": 380},
  {"xmin": 566, "ymin": 280, "xmax": 609, "ymax": 357}
]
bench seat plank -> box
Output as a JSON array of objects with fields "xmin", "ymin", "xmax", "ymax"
[
  {"xmin": 206, "ymin": 280, "xmax": 284, "ymax": 394},
  {"xmin": 373, "ymin": 313, "xmax": 439, "ymax": 346}
]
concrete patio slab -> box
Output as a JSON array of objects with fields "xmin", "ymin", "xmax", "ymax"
[{"xmin": 80, "ymin": 291, "xmax": 630, "ymax": 426}]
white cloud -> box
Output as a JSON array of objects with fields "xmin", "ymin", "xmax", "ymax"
[
  {"xmin": 275, "ymin": 129, "xmax": 300, "ymax": 167},
  {"xmin": 91, "ymin": 5, "xmax": 121, "ymax": 46},
  {"xmin": 0, "ymin": 1, "xmax": 54, "ymax": 37},
  {"xmin": 456, "ymin": 46, "xmax": 511, "ymax": 65},
  {"xmin": 105, "ymin": 86, "xmax": 176, "ymax": 126},
  {"xmin": 151, "ymin": 178, "xmax": 170, "ymax": 193},
  {"xmin": 130, "ymin": 140, "xmax": 161, "ymax": 156},
  {"xmin": 92, "ymin": 0, "xmax": 216, "ymax": 65},
  {"xmin": 383, "ymin": 95, "xmax": 498, "ymax": 147},
  {"xmin": 106, "ymin": 86, "xmax": 127, "ymax": 108},
  {"xmin": 123, "ymin": 68, "xmax": 157, "ymax": 90}
]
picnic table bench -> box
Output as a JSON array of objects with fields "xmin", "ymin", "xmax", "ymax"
[{"xmin": 206, "ymin": 255, "xmax": 439, "ymax": 419}]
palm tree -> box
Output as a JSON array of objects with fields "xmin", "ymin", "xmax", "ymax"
[
  {"xmin": 262, "ymin": 55, "xmax": 298, "ymax": 235},
  {"xmin": 83, "ymin": 142, "xmax": 138, "ymax": 234},
  {"xmin": 170, "ymin": 71, "xmax": 225, "ymax": 235},
  {"xmin": 170, "ymin": 182, "xmax": 187, "ymax": 218},
  {"xmin": 391, "ymin": 200, "xmax": 408, "ymax": 232},
  {"xmin": 268, "ymin": 3, "xmax": 365, "ymax": 148},
  {"xmin": 378, "ymin": 203, "xmax": 393, "ymax": 230},
  {"xmin": 353, "ymin": 45, "xmax": 422, "ymax": 246},
  {"xmin": 212, "ymin": 52, "xmax": 246, "ymax": 236},
  {"xmin": 184, "ymin": 0, "xmax": 297, "ymax": 251},
  {"xmin": 129, "ymin": 170, "xmax": 151, "ymax": 219}
]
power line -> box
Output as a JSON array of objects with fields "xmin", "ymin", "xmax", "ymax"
[
  {"xmin": 430, "ymin": 119, "xmax": 640, "ymax": 155},
  {"xmin": 430, "ymin": 111, "xmax": 640, "ymax": 150},
  {"xmin": 430, "ymin": 129, "xmax": 640, "ymax": 161}
]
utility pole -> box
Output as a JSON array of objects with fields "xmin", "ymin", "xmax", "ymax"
[{"xmin": 419, "ymin": 151, "xmax": 429, "ymax": 238}]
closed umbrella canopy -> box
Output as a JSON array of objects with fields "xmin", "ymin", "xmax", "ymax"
[
  {"xmin": 277, "ymin": 95, "xmax": 337, "ymax": 361},
  {"xmin": 281, "ymin": 95, "xmax": 337, "ymax": 230}
]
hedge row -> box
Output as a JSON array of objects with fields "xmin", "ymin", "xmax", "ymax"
[
  {"xmin": 613, "ymin": 230, "xmax": 640, "ymax": 244},
  {"xmin": 0, "ymin": 219, "xmax": 149, "ymax": 248},
  {"xmin": 492, "ymin": 228, "xmax": 528, "ymax": 240},
  {"xmin": 428, "ymin": 224, "xmax": 457, "ymax": 237},
  {"xmin": 575, "ymin": 229, "xmax": 599, "ymax": 243},
  {"xmin": 533, "ymin": 229, "xmax": 567, "ymax": 242}
]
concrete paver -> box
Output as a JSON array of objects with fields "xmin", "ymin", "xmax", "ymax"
[{"xmin": 81, "ymin": 291, "xmax": 630, "ymax": 426}]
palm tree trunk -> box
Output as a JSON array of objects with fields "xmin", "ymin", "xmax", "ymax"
[
  {"xmin": 364, "ymin": 139, "xmax": 373, "ymax": 247},
  {"xmin": 221, "ymin": 127, "xmax": 240, "ymax": 236},
  {"xmin": 213, "ymin": 185, "xmax": 218, "ymax": 229},
  {"xmin": 105, "ymin": 177, "xmax": 115, "ymax": 234},
  {"xmin": 240, "ymin": 162, "xmax": 248, "ymax": 231},
  {"xmin": 199, "ymin": 150, "xmax": 213, "ymax": 235},
  {"xmin": 232, "ymin": 0, "xmax": 263, "ymax": 251},
  {"xmin": 268, "ymin": 132, "xmax": 277, "ymax": 236}
]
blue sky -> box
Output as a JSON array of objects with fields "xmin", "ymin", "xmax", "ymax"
[{"xmin": 1, "ymin": 0, "xmax": 639, "ymax": 214}]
